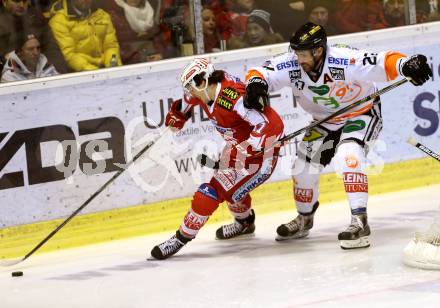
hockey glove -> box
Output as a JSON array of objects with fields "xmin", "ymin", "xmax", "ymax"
[
  {"xmin": 165, "ymin": 99, "xmax": 191, "ymax": 131},
  {"xmin": 244, "ymin": 77, "xmax": 269, "ymax": 112},
  {"xmin": 401, "ymin": 55, "xmax": 432, "ymax": 86}
]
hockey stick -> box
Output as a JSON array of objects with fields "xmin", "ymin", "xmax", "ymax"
[
  {"xmin": 198, "ymin": 78, "xmax": 409, "ymax": 170},
  {"xmin": 407, "ymin": 137, "xmax": 440, "ymax": 162},
  {"xmin": 0, "ymin": 127, "xmax": 170, "ymax": 267}
]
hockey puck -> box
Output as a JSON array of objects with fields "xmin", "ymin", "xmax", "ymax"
[{"xmin": 11, "ymin": 271, "xmax": 23, "ymax": 277}]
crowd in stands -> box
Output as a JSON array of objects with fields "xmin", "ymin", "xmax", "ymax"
[{"xmin": 0, "ymin": 0, "xmax": 439, "ymax": 82}]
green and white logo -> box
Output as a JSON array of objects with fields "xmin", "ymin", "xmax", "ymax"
[
  {"xmin": 343, "ymin": 120, "xmax": 366, "ymax": 133},
  {"xmin": 308, "ymin": 85, "xmax": 330, "ymax": 96}
]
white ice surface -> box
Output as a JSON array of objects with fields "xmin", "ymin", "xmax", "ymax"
[{"xmin": 1, "ymin": 185, "xmax": 440, "ymax": 308}]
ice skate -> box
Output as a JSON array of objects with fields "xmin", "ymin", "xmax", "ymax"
[
  {"xmin": 338, "ymin": 213, "xmax": 371, "ymax": 249},
  {"xmin": 276, "ymin": 213, "xmax": 314, "ymax": 241},
  {"xmin": 276, "ymin": 202, "xmax": 318, "ymax": 241},
  {"xmin": 216, "ymin": 209, "xmax": 256, "ymax": 240},
  {"xmin": 150, "ymin": 231, "xmax": 191, "ymax": 260}
]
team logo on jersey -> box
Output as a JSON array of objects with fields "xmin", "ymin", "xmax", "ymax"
[
  {"xmin": 217, "ymin": 96, "xmax": 233, "ymax": 110},
  {"xmin": 222, "ymin": 87, "xmax": 239, "ymax": 100},
  {"xmin": 329, "ymin": 67, "xmax": 345, "ymax": 80},
  {"xmin": 362, "ymin": 53, "xmax": 378, "ymax": 65},
  {"xmin": 349, "ymin": 58, "xmax": 356, "ymax": 65},
  {"xmin": 308, "ymin": 85, "xmax": 330, "ymax": 95},
  {"xmin": 289, "ymin": 69, "xmax": 301, "ymax": 82}
]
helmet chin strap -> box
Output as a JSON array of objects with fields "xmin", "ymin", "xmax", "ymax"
[{"xmin": 311, "ymin": 48, "xmax": 325, "ymax": 72}]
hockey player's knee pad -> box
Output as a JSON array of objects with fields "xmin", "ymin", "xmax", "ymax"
[
  {"xmin": 334, "ymin": 141, "xmax": 366, "ymax": 175},
  {"xmin": 292, "ymin": 159, "xmax": 320, "ymax": 189},
  {"xmin": 192, "ymin": 183, "xmax": 220, "ymax": 216}
]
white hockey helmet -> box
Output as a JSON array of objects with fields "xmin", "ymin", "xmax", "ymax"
[{"xmin": 180, "ymin": 58, "xmax": 215, "ymax": 95}]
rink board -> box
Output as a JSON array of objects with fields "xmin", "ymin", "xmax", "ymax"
[
  {"xmin": 1, "ymin": 23, "xmax": 440, "ymax": 258},
  {"xmin": 1, "ymin": 157, "xmax": 439, "ymax": 259}
]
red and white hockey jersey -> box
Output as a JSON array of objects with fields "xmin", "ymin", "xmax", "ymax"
[{"xmin": 181, "ymin": 73, "xmax": 284, "ymax": 155}]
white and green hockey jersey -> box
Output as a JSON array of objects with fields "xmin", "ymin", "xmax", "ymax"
[{"xmin": 246, "ymin": 44, "xmax": 407, "ymax": 126}]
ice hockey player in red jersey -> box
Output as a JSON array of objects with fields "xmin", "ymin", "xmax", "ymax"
[
  {"xmin": 150, "ymin": 58, "xmax": 284, "ymax": 260},
  {"xmin": 244, "ymin": 22, "xmax": 432, "ymax": 249}
]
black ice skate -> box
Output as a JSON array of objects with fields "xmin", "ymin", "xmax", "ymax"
[
  {"xmin": 150, "ymin": 230, "xmax": 191, "ymax": 260},
  {"xmin": 338, "ymin": 213, "xmax": 371, "ymax": 249},
  {"xmin": 216, "ymin": 209, "xmax": 256, "ymax": 240},
  {"xmin": 276, "ymin": 202, "xmax": 319, "ymax": 241}
]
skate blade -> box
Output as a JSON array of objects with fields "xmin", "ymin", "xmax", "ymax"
[
  {"xmin": 215, "ymin": 233, "xmax": 255, "ymax": 241},
  {"xmin": 340, "ymin": 236, "xmax": 370, "ymax": 250},
  {"xmin": 275, "ymin": 230, "xmax": 309, "ymax": 242}
]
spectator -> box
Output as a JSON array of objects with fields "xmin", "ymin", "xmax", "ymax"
[
  {"xmin": 227, "ymin": 9, "xmax": 283, "ymax": 49},
  {"xmin": 202, "ymin": 6, "xmax": 222, "ymax": 52},
  {"xmin": 138, "ymin": 39, "xmax": 163, "ymax": 61},
  {"xmin": 32, "ymin": 0, "xmax": 55, "ymax": 12},
  {"xmin": 425, "ymin": 0, "xmax": 440, "ymax": 21},
  {"xmin": 333, "ymin": 0, "xmax": 387, "ymax": 34},
  {"xmin": 306, "ymin": 0, "xmax": 338, "ymax": 35},
  {"xmin": 203, "ymin": 0, "xmax": 234, "ymax": 41},
  {"xmin": 256, "ymin": 0, "xmax": 306, "ymax": 41},
  {"xmin": 383, "ymin": 0, "xmax": 405, "ymax": 27},
  {"xmin": 102, "ymin": 0, "xmax": 159, "ymax": 64},
  {"xmin": 158, "ymin": 0, "xmax": 193, "ymax": 58},
  {"xmin": 229, "ymin": 0, "xmax": 257, "ymax": 37},
  {"xmin": 1, "ymin": 33, "xmax": 58, "ymax": 82},
  {"xmin": 49, "ymin": 0, "xmax": 122, "ymax": 72},
  {"xmin": 0, "ymin": 0, "xmax": 67, "ymax": 73},
  {"xmin": 416, "ymin": 0, "xmax": 440, "ymax": 22}
]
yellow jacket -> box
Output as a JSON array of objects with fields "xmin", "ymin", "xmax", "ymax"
[{"xmin": 49, "ymin": 0, "xmax": 121, "ymax": 72}]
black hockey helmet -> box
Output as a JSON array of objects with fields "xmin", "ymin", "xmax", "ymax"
[{"xmin": 290, "ymin": 22, "xmax": 327, "ymax": 51}]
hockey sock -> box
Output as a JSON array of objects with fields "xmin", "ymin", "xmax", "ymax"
[
  {"xmin": 227, "ymin": 194, "xmax": 252, "ymax": 219},
  {"xmin": 292, "ymin": 159, "xmax": 320, "ymax": 214},
  {"xmin": 335, "ymin": 142, "xmax": 368, "ymax": 212}
]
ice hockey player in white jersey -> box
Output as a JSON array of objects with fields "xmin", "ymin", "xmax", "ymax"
[{"xmin": 244, "ymin": 22, "xmax": 432, "ymax": 249}]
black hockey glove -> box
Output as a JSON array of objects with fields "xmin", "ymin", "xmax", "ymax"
[
  {"xmin": 244, "ymin": 77, "xmax": 269, "ymax": 112},
  {"xmin": 401, "ymin": 55, "xmax": 432, "ymax": 86}
]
